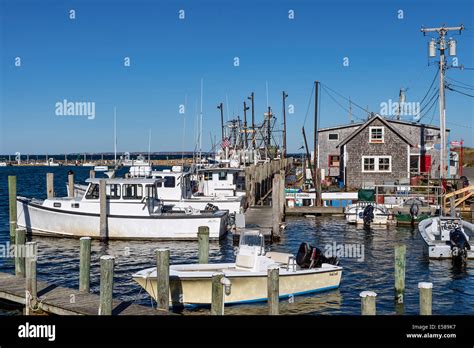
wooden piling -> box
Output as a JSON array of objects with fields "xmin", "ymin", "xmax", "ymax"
[
  {"xmin": 98, "ymin": 255, "xmax": 115, "ymax": 315},
  {"xmin": 156, "ymin": 248, "xmax": 170, "ymax": 311},
  {"xmin": 99, "ymin": 179, "xmax": 107, "ymax": 240},
  {"xmin": 68, "ymin": 173, "xmax": 75, "ymax": 198},
  {"xmin": 394, "ymin": 244, "xmax": 406, "ymax": 304},
  {"xmin": 79, "ymin": 237, "xmax": 91, "ymax": 292},
  {"xmin": 25, "ymin": 242, "xmax": 37, "ymax": 315},
  {"xmin": 279, "ymin": 169, "xmax": 286, "ymax": 221},
  {"xmin": 8, "ymin": 176, "xmax": 17, "ymax": 242},
  {"xmin": 46, "ymin": 173, "xmax": 54, "ymax": 199},
  {"xmin": 198, "ymin": 226, "xmax": 209, "ymax": 264},
  {"xmin": 272, "ymin": 174, "xmax": 281, "ymax": 238},
  {"xmin": 89, "ymin": 169, "xmax": 95, "ymax": 179},
  {"xmin": 360, "ymin": 291, "xmax": 377, "ymax": 315},
  {"xmin": 15, "ymin": 228, "xmax": 26, "ymax": 277},
  {"xmin": 418, "ymin": 282, "xmax": 432, "ymax": 315},
  {"xmin": 211, "ymin": 273, "xmax": 224, "ymax": 315},
  {"xmin": 267, "ymin": 266, "xmax": 279, "ymax": 315}
]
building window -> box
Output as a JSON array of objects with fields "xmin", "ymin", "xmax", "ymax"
[
  {"xmin": 362, "ymin": 156, "xmax": 392, "ymax": 172},
  {"xmin": 369, "ymin": 127, "xmax": 384, "ymax": 143},
  {"xmin": 329, "ymin": 155, "xmax": 340, "ymax": 167},
  {"xmin": 106, "ymin": 184, "xmax": 121, "ymax": 199},
  {"xmin": 218, "ymin": 172, "xmax": 227, "ymax": 181},
  {"xmin": 328, "ymin": 133, "xmax": 339, "ymax": 141}
]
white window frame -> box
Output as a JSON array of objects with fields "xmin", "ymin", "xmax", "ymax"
[
  {"xmin": 328, "ymin": 133, "xmax": 339, "ymax": 141},
  {"xmin": 369, "ymin": 126, "xmax": 384, "ymax": 143},
  {"xmin": 362, "ymin": 155, "xmax": 392, "ymax": 173}
]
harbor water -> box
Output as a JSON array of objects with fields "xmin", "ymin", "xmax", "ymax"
[{"xmin": 0, "ymin": 166, "xmax": 472, "ymax": 315}]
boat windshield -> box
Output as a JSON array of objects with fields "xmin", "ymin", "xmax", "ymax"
[{"xmin": 239, "ymin": 232, "xmax": 263, "ymax": 248}]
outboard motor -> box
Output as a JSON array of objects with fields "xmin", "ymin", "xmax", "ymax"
[
  {"xmin": 449, "ymin": 227, "xmax": 471, "ymax": 262},
  {"xmin": 362, "ymin": 205, "xmax": 375, "ymax": 225},
  {"xmin": 409, "ymin": 202, "xmax": 419, "ymax": 224},
  {"xmin": 296, "ymin": 242, "xmax": 339, "ymax": 269},
  {"xmin": 204, "ymin": 203, "xmax": 219, "ymax": 212}
]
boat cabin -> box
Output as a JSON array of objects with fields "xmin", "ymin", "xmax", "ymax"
[
  {"xmin": 150, "ymin": 167, "xmax": 193, "ymax": 201},
  {"xmin": 196, "ymin": 168, "xmax": 245, "ymax": 197}
]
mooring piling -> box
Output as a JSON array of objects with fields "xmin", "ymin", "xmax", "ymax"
[
  {"xmin": 25, "ymin": 242, "xmax": 37, "ymax": 315},
  {"xmin": 89, "ymin": 169, "xmax": 95, "ymax": 179},
  {"xmin": 79, "ymin": 237, "xmax": 91, "ymax": 292},
  {"xmin": 418, "ymin": 282, "xmax": 433, "ymax": 315},
  {"xmin": 198, "ymin": 226, "xmax": 210, "ymax": 264},
  {"xmin": 46, "ymin": 173, "xmax": 54, "ymax": 199},
  {"xmin": 394, "ymin": 244, "xmax": 406, "ymax": 304},
  {"xmin": 8, "ymin": 175, "xmax": 17, "ymax": 242},
  {"xmin": 15, "ymin": 228, "xmax": 26, "ymax": 277},
  {"xmin": 156, "ymin": 248, "xmax": 170, "ymax": 311},
  {"xmin": 267, "ymin": 266, "xmax": 279, "ymax": 315},
  {"xmin": 98, "ymin": 255, "xmax": 115, "ymax": 315},
  {"xmin": 68, "ymin": 172, "xmax": 75, "ymax": 198},
  {"xmin": 99, "ymin": 179, "xmax": 108, "ymax": 240},
  {"xmin": 360, "ymin": 291, "xmax": 377, "ymax": 315},
  {"xmin": 211, "ymin": 273, "xmax": 225, "ymax": 315},
  {"xmin": 272, "ymin": 173, "xmax": 281, "ymax": 238}
]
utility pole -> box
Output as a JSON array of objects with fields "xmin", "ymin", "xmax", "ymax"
[
  {"xmin": 243, "ymin": 101, "xmax": 249, "ymax": 149},
  {"xmin": 421, "ymin": 24, "xmax": 464, "ymax": 179},
  {"xmin": 282, "ymin": 91, "xmax": 288, "ymax": 159},
  {"xmin": 396, "ymin": 88, "xmax": 405, "ymax": 120},
  {"xmin": 248, "ymin": 92, "xmax": 255, "ymax": 149},
  {"xmin": 217, "ymin": 103, "xmax": 224, "ymax": 141},
  {"xmin": 314, "ymin": 81, "xmax": 321, "ymax": 207}
]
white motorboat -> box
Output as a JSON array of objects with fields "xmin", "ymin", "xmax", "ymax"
[
  {"xmin": 17, "ymin": 177, "xmax": 229, "ymax": 240},
  {"xmin": 133, "ymin": 230, "xmax": 342, "ymax": 306},
  {"xmin": 418, "ymin": 216, "xmax": 473, "ymax": 260},
  {"xmin": 44, "ymin": 158, "xmax": 60, "ymax": 166},
  {"xmin": 344, "ymin": 202, "xmax": 390, "ymax": 225}
]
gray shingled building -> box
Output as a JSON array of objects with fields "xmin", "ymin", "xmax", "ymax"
[{"xmin": 317, "ymin": 115, "xmax": 449, "ymax": 189}]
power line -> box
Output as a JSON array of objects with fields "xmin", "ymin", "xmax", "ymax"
[
  {"xmin": 319, "ymin": 83, "xmax": 370, "ymax": 115},
  {"xmin": 446, "ymin": 85, "xmax": 474, "ymax": 97},
  {"xmin": 418, "ymin": 69, "xmax": 439, "ymax": 108},
  {"xmin": 320, "ymin": 85, "xmax": 364, "ymax": 121},
  {"xmin": 445, "ymin": 76, "xmax": 474, "ymax": 88}
]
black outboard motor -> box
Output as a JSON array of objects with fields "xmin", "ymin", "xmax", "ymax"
[
  {"xmin": 296, "ymin": 242, "xmax": 339, "ymax": 269},
  {"xmin": 362, "ymin": 205, "xmax": 375, "ymax": 225},
  {"xmin": 449, "ymin": 227, "xmax": 471, "ymax": 261},
  {"xmin": 204, "ymin": 203, "xmax": 219, "ymax": 212}
]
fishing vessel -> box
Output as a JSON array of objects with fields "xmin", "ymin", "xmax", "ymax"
[
  {"xmin": 344, "ymin": 202, "xmax": 390, "ymax": 225},
  {"xmin": 393, "ymin": 198, "xmax": 437, "ymax": 225},
  {"xmin": 133, "ymin": 230, "xmax": 342, "ymax": 306},
  {"xmin": 17, "ymin": 177, "xmax": 229, "ymax": 240},
  {"xmin": 418, "ymin": 216, "xmax": 473, "ymax": 260}
]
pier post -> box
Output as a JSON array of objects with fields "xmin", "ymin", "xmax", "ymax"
[
  {"xmin": 267, "ymin": 266, "xmax": 279, "ymax": 315},
  {"xmin": 272, "ymin": 174, "xmax": 281, "ymax": 238},
  {"xmin": 46, "ymin": 173, "xmax": 54, "ymax": 199},
  {"xmin": 15, "ymin": 228, "xmax": 26, "ymax": 277},
  {"xmin": 198, "ymin": 226, "xmax": 209, "ymax": 264},
  {"xmin": 25, "ymin": 242, "xmax": 37, "ymax": 315},
  {"xmin": 360, "ymin": 291, "xmax": 377, "ymax": 315},
  {"xmin": 418, "ymin": 282, "xmax": 432, "ymax": 315},
  {"xmin": 89, "ymin": 170, "xmax": 95, "ymax": 179},
  {"xmin": 394, "ymin": 244, "xmax": 406, "ymax": 304},
  {"xmin": 156, "ymin": 248, "xmax": 170, "ymax": 311},
  {"xmin": 98, "ymin": 255, "xmax": 115, "ymax": 315},
  {"xmin": 211, "ymin": 273, "xmax": 224, "ymax": 315},
  {"xmin": 99, "ymin": 179, "xmax": 108, "ymax": 240},
  {"xmin": 68, "ymin": 173, "xmax": 75, "ymax": 198},
  {"xmin": 8, "ymin": 176, "xmax": 17, "ymax": 242},
  {"xmin": 79, "ymin": 237, "xmax": 91, "ymax": 292},
  {"xmin": 279, "ymin": 169, "xmax": 286, "ymax": 221}
]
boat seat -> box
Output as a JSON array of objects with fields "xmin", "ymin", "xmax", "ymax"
[
  {"xmin": 235, "ymin": 254, "xmax": 255, "ymax": 269},
  {"xmin": 265, "ymin": 252, "xmax": 293, "ymax": 264}
]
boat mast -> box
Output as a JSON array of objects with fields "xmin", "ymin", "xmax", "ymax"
[
  {"xmin": 199, "ymin": 78, "xmax": 203, "ymax": 163},
  {"xmin": 148, "ymin": 129, "xmax": 152, "ymax": 163},
  {"xmin": 114, "ymin": 106, "xmax": 117, "ymax": 165}
]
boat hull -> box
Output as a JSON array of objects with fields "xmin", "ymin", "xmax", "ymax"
[
  {"xmin": 133, "ymin": 264, "xmax": 342, "ymax": 305},
  {"xmin": 345, "ymin": 204, "xmax": 389, "ymax": 225},
  {"xmin": 17, "ymin": 198, "xmax": 228, "ymax": 240}
]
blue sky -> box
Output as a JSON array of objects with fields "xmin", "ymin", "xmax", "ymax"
[{"xmin": 1, "ymin": 0, "xmax": 473, "ymax": 154}]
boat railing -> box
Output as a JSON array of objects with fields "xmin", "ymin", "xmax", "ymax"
[{"xmin": 373, "ymin": 184, "xmax": 443, "ymax": 207}]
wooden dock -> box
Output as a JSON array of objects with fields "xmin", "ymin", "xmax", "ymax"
[
  {"xmin": 0, "ymin": 272, "xmax": 167, "ymax": 315},
  {"xmin": 233, "ymin": 206, "xmax": 273, "ymax": 243},
  {"xmin": 286, "ymin": 206, "xmax": 344, "ymax": 216}
]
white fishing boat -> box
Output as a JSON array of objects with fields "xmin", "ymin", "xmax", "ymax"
[
  {"xmin": 0, "ymin": 162, "xmax": 7, "ymax": 167},
  {"xmin": 195, "ymin": 167, "xmax": 246, "ymax": 198},
  {"xmin": 133, "ymin": 230, "xmax": 342, "ymax": 306},
  {"xmin": 418, "ymin": 216, "xmax": 473, "ymax": 260},
  {"xmin": 344, "ymin": 202, "xmax": 390, "ymax": 225},
  {"xmin": 17, "ymin": 177, "xmax": 229, "ymax": 240}
]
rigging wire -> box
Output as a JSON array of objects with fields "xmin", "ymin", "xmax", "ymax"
[
  {"xmin": 319, "ymin": 83, "xmax": 370, "ymax": 115},
  {"xmin": 302, "ymin": 83, "xmax": 315, "ymax": 127},
  {"xmin": 320, "ymin": 85, "xmax": 364, "ymax": 121}
]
